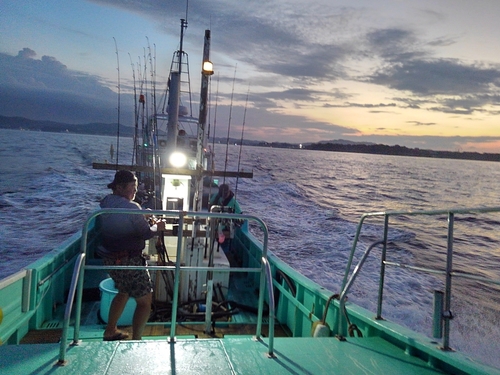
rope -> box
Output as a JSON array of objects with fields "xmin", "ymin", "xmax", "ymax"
[
  {"xmin": 321, "ymin": 293, "xmax": 339, "ymax": 324},
  {"xmin": 348, "ymin": 323, "xmax": 363, "ymax": 338},
  {"xmin": 320, "ymin": 293, "xmax": 363, "ymax": 337},
  {"xmin": 341, "ymin": 298, "xmax": 363, "ymax": 338}
]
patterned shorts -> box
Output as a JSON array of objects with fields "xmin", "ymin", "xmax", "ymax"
[{"xmin": 103, "ymin": 255, "xmax": 153, "ymax": 299}]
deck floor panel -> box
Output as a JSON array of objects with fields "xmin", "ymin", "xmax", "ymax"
[{"xmin": 0, "ymin": 336, "xmax": 457, "ymax": 375}]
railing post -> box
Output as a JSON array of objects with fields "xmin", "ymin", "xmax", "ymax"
[
  {"xmin": 442, "ymin": 212, "xmax": 454, "ymax": 350},
  {"xmin": 261, "ymin": 257, "xmax": 276, "ymax": 357},
  {"xmin": 57, "ymin": 253, "xmax": 86, "ymax": 365},
  {"xmin": 254, "ymin": 220, "xmax": 269, "ymax": 341},
  {"xmin": 376, "ymin": 214, "xmax": 389, "ymax": 319},
  {"xmin": 337, "ymin": 206, "xmax": 500, "ymax": 348},
  {"xmin": 338, "ymin": 240, "xmax": 384, "ymax": 339},
  {"xmin": 169, "ymin": 212, "xmax": 185, "ymax": 342},
  {"xmin": 433, "ymin": 290, "xmax": 444, "ymax": 338}
]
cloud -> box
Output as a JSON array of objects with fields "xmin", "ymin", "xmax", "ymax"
[
  {"xmin": 17, "ymin": 47, "xmax": 37, "ymax": 59},
  {"xmin": 365, "ymin": 28, "xmax": 425, "ymax": 62},
  {"xmin": 369, "ymin": 59, "xmax": 500, "ymax": 96},
  {"xmin": 406, "ymin": 121, "xmax": 436, "ymax": 127},
  {"xmin": 2, "ymin": 1, "xmax": 500, "ymax": 152},
  {"xmin": 361, "ymin": 27, "xmax": 500, "ymax": 116},
  {"xmin": 94, "ymin": 0, "xmax": 351, "ymax": 83},
  {"xmin": 0, "ymin": 49, "xmax": 131, "ymax": 124},
  {"xmin": 85, "ymin": 3, "xmax": 500, "ymax": 115},
  {"xmin": 342, "ymin": 102, "xmax": 397, "ymax": 108}
]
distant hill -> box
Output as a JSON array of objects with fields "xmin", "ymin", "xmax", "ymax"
[
  {"xmin": 0, "ymin": 115, "xmax": 498, "ymax": 162},
  {"xmin": 0, "ymin": 115, "xmax": 135, "ymax": 136},
  {"xmin": 0, "ymin": 115, "xmax": 274, "ymax": 146},
  {"xmin": 306, "ymin": 141, "xmax": 500, "ymax": 162},
  {"xmin": 305, "ymin": 139, "xmax": 375, "ymax": 146}
]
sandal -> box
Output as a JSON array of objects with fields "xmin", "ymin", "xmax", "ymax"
[{"xmin": 103, "ymin": 332, "xmax": 129, "ymax": 341}]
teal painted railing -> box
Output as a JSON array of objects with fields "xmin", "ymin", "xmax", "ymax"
[
  {"xmin": 57, "ymin": 209, "xmax": 276, "ymax": 364},
  {"xmin": 339, "ymin": 205, "xmax": 500, "ymax": 350}
]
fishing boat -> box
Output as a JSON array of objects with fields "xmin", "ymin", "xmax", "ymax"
[{"xmin": 1, "ymin": 19, "xmax": 500, "ymax": 375}]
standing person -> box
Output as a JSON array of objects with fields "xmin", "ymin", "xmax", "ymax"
[
  {"xmin": 97, "ymin": 170, "xmax": 164, "ymax": 341},
  {"xmin": 209, "ymin": 184, "xmax": 242, "ymax": 259}
]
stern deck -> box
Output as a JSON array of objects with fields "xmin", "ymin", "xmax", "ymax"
[{"xmin": 2, "ymin": 336, "xmax": 455, "ymax": 375}]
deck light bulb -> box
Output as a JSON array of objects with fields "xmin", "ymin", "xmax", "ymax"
[
  {"xmin": 169, "ymin": 151, "xmax": 187, "ymax": 168},
  {"xmin": 202, "ymin": 61, "xmax": 214, "ymax": 75}
]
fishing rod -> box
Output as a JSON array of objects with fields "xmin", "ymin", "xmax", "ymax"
[
  {"xmin": 138, "ymin": 54, "xmax": 146, "ymax": 174},
  {"xmin": 204, "ymin": 73, "xmax": 218, "ymax": 259},
  {"xmin": 139, "ymin": 46, "xmax": 155, "ymax": 200},
  {"xmin": 223, "ymin": 64, "xmax": 237, "ymax": 185},
  {"xmin": 148, "ymin": 39, "xmax": 157, "ymax": 118},
  {"xmin": 129, "ymin": 53, "xmax": 138, "ymax": 166},
  {"xmin": 210, "ymin": 73, "xmax": 220, "ymax": 187},
  {"xmin": 147, "ymin": 38, "xmax": 161, "ymax": 209},
  {"xmin": 113, "ymin": 37, "xmax": 121, "ymax": 168},
  {"xmin": 234, "ymin": 85, "xmax": 250, "ymax": 199}
]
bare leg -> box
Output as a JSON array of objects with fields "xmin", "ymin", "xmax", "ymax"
[
  {"xmin": 132, "ymin": 291, "xmax": 152, "ymax": 340},
  {"xmin": 104, "ymin": 292, "xmax": 129, "ymax": 338}
]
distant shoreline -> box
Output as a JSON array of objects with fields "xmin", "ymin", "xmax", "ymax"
[
  {"xmin": 303, "ymin": 142, "xmax": 500, "ymax": 162},
  {"xmin": 1, "ymin": 115, "xmax": 498, "ymax": 162}
]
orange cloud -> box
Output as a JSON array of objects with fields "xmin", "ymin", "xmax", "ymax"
[{"xmin": 461, "ymin": 140, "xmax": 500, "ymax": 153}]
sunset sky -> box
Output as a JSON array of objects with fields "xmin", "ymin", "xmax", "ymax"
[{"xmin": 1, "ymin": 0, "xmax": 500, "ymax": 152}]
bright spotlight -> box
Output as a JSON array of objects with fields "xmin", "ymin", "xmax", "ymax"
[
  {"xmin": 202, "ymin": 60, "xmax": 214, "ymax": 75},
  {"xmin": 169, "ymin": 151, "xmax": 187, "ymax": 168}
]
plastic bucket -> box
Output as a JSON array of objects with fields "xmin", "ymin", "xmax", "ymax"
[{"xmin": 99, "ymin": 278, "xmax": 136, "ymax": 326}]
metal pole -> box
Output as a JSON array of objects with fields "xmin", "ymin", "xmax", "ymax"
[
  {"xmin": 376, "ymin": 214, "xmax": 389, "ymax": 319},
  {"xmin": 166, "ymin": 72, "xmax": 180, "ymax": 152},
  {"xmin": 193, "ymin": 29, "xmax": 211, "ymax": 212},
  {"xmin": 442, "ymin": 212, "xmax": 454, "ymax": 350},
  {"xmin": 262, "ymin": 257, "xmax": 276, "ymax": 358},
  {"xmin": 169, "ymin": 212, "xmax": 185, "ymax": 342}
]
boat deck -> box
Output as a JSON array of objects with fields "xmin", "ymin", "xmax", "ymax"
[{"xmin": 1, "ymin": 335, "xmax": 453, "ymax": 374}]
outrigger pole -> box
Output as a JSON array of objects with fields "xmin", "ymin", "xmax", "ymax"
[{"xmin": 92, "ymin": 163, "xmax": 252, "ymax": 179}]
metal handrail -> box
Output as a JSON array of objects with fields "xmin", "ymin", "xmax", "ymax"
[
  {"xmin": 338, "ymin": 205, "xmax": 500, "ymax": 348},
  {"xmin": 57, "ymin": 252, "xmax": 86, "ymax": 365},
  {"xmin": 58, "ymin": 208, "xmax": 272, "ymax": 362},
  {"xmin": 338, "ymin": 240, "xmax": 384, "ymax": 338},
  {"xmin": 261, "ymin": 256, "xmax": 276, "ymax": 358}
]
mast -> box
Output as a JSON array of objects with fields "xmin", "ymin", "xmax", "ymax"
[
  {"xmin": 166, "ymin": 19, "xmax": 188, "ymax": 155},
  {"xmin": 92, "ymin": 21, "xmax": 253, "ymax": 193},
  {"xmin": 193, "ymin": 29, "xmax": 213, "ymax": 211}
]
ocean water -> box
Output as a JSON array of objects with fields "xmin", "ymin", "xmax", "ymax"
[{"xmin": 1, "ymin": 128, "xmax": 500, "ymax": 368}]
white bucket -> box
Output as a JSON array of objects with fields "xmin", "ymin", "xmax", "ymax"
[{"xmin": 99, "ymin": 278, "xmax": 136, "ymax": 326}]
